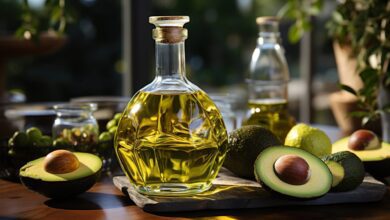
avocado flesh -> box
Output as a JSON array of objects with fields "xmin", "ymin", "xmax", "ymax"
[
  {"xmin": 254, "ymin": 146, "xmax": 332, "ymax": 199},
  {"xmin": 19, "ymin": 152, "xmax": 102, "ymax": 198},
  {"xmin": 325, "ymin": 160, "xmax": 345, "ymax": 187},
  {"xmin": 332, "ymin": 137, "xmax": 390, "ymax": 161},
  {"xmin": 322, "ymin": 151, "xmax": 365, "ymax": 192},
  {"xmin": 224, "ymin": 126, "xmax": 281, "ymax": 179}
]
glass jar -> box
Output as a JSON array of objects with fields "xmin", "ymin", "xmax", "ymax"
[
  {"xmin": 242, "ymin": 17, "xmax": 295, "ymax": 142},
  {"xmin": 52, "ymin": 103, "xmax": 99, "ymax": 152},
  {"xmin": 115, "ymin": 16, "xmax": 228, "ymax": 196}
]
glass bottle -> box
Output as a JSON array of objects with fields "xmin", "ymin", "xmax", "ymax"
[
  {"xmin": 242, "ymin": 17, "xmax": 295, "ymax": 142},
  {"xmin": 52, "ymin": 103, "xmax": 99, "ymax": 152},
  {"xmin": 209, "ymin": 94, "xmax": 237, "ymax": 133},
  {"xmin": 115, "ymin": 16, "xmax": 228, "ymax": 196}
]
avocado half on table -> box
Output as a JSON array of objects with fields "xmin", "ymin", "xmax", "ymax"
[
  {"xmin": 19, "ymin": 150, "xmax": 102, "ymax": 198},
  {"xmin": 254, "ymin": 146, "xmax": 333, "ymax": 199},
  {"xmin": 332, "ymin": 129, "xmax": 390, "ymax": 180}
]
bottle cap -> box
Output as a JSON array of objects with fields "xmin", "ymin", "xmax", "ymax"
[
  {"xmin": 256, "ymin": 16, "xmax": 280, "ymax": 25},
  {"xmin": 149, "ymin": 16, "xmax": 189, "ymax": 27},
  {"xmin": 150, "ymin": 16, "xmax": 190, "ymax": 43}
]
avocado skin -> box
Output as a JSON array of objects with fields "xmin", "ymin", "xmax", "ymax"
[
  {"xmin": 364, "ymin": 159, "xmax": 390, "ymax": 182},
  {"xmin": 224, "ymin": 126, "xmax": 281, "ymax": 179},
  {"xmin": 255, "ymin": 179, "xmax": 327, "ymax": 200},
  {"xmin": 322, "ymin": 151, "xmax": 365, "ymax": 192},
  {"xmin": 20, "ymin": 169, "xmax": 101, "ymax": 198}
]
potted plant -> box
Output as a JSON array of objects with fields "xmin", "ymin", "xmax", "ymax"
[
  {"xmin": 0, "ymin": 0, "xmax": 71, "ymax": 101},
  {"xmin": 279, "ymin": 0, "xmax": 390, "ymax": 142}
]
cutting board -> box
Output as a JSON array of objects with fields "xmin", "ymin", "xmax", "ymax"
[{"xmin": 113, "ymin": 168, "xmax": 387, "ymax": 212}]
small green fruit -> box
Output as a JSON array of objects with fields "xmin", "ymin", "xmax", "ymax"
[
  {"xmin": 26, "ymin": 127, "xmax": 43, "ymax": 142},
  {"xmin": 37, "ymin": 136, "xmax": 53, "ymax": 147},
  {"xmin": 106, "ymin": 119, "xmax": 117, "ymax": 130},
  {"xmin": 114, "ymin": 113, "xmax": 122, "ymax": 122},
  {"xmin": 109, "ymin": 126, "xmax": 117, "ymax": 135},
  {"xmin": 11, "ymin": 131, "xmax": 29, "ymax": 147},
  {"xmin": 99, "ymin": 132, "xmax": 112, "ymax": 142},
  {"xmin": 285, "ymin": 124, "xmax": 331, "ymax": 157},
  {"xmin": 53, "ymin": 138, "xmax": 68, "ymax": 147}
]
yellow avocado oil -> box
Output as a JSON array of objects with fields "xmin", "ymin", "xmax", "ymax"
[{"xmin": 114, "ymin": 16, "xmax": 228, "ymax": 196}]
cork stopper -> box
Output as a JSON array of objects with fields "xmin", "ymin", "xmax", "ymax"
[
  {"xmin": 256, "ymin": 16, "xmax": 280, "ymax": 36},
  {"xmin": 256, "ymin": 16, "xmax": 280, "ymax": 25},
  {"xmin": 149, "ymin": 16, "xmax": 189, "ymax": 43}
]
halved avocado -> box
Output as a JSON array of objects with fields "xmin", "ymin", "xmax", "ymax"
[
  {"xmin": 19, "ymin": 152, "xmax": 102, "ymax": 198},
  {"xmin": 332, "ymin": 137, "xmax": 390, "ymax": 180},
  {"xmin": 254, "ymin": 146, "xmax": 332, "ymax": 199}
]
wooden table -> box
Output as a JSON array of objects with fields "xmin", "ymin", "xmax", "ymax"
[{"xmin": 1, "ymin": 175, "xmax": 389, "ymax": 220}]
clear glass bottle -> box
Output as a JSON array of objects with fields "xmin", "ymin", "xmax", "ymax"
[
  {"xmin": 115, "ymin": 16, "xmax": 228, "ymax": 196},
  {"xmin": 52, "ymin": 103, "xmax": 99, "ymax": 152},
  {"xmin": 242, "ymin": 17, "xmax": 295, "ymax": 142},
  {"xmin": 209, "ymin": 94, "xmax": 237, "ymax": 133}
]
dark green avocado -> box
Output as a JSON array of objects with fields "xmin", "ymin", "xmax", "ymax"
[
  {"xmin": 254, "ymin": 146, "xmax": 332, "ymax": 199},
  {"xmin": 19, "ymin": 152, "xmax": 102, "ymax": 198},
  {"xmin": 224, "ymin": 126, "xmax": 281, "ymax": 179},
  {"xmin": 322, "ymin": 151, "xmax": 365, "ymax": 192}
]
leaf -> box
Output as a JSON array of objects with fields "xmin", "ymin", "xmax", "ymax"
[
  {"xmin": 277, "ymin": 2, "xmax": 293, "ymax": 18},
  {"xmin": 383, "ymin": 104, "xmax": 390, "ymax": 113},
  {"xmin": 50, "ymin": 7, "xmax": 62, "ymax": 23},
  {"xmin": 288, "ymin": 23, "xmax": 302, "ymax": 44},
  {"xmin": 359, "ymin": 68, "xmax": 377, "ymax": 82},
  {"xmin": 309, "ymin": 0, "xmax": 323, "ymax": 15},
  {"xmin": 350, "ymin": 111, "xmax": 369, "ymax": 118},
  {"xmin": 339, "ymin": 84, "xmax": 358, "ymax": 96},
  {"xmin": 331, "ymin": 11, "xmax": 344, "ymax": 24}
]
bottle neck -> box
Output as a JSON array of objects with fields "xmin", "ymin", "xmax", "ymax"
[
  {"xmin": 257, "ymin": 22, "xmax": 281, "ymax": 45},
  {"xmin": 155, "ymin": 41, "xmax": 186, "ymax": 79},
  {"xmin": 258, "ymin": 33, "xmax": 280, "ymax": 45}
]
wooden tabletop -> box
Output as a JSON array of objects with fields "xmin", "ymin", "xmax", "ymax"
[{"xmin": 1, "ymin": 176, "xmax": 389, "ymax": 220}]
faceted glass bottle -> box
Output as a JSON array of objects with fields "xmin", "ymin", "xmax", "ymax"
[
  {"xmin": 115, "ymin": 16, "xmax": 228, "ymax": 196},
  {"xmin": 242, "ymin": 17, "xmax": 295, "ymax": 142}
]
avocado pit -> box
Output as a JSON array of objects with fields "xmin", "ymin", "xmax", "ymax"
[
  {"xmin": 274, "ymin": 154, "xmax": 310, "ymax": 185},
  {"xmin": 44, "ymin": 150, "xmax": 80, "ymax": 174},
  {"xmin": 348, "ymin": 129, "xmax": 380, "ymax": 151}
]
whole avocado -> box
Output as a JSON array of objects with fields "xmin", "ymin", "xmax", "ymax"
[
  {"xmin": 322, "ymin": 151, "xmax": 365, "ymax": 192},
  {"xmin": 224, "ymin": 125, "xmax": 281, "ymax": 179}
]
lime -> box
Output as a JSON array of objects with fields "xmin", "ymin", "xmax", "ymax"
[
  {"xmin": 26, "ymin": 127, "xmax": 43, "ymax": 143},
  {"xmin": 284, "ymin": 123, "xmax": 332, "ymax": 157}
]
